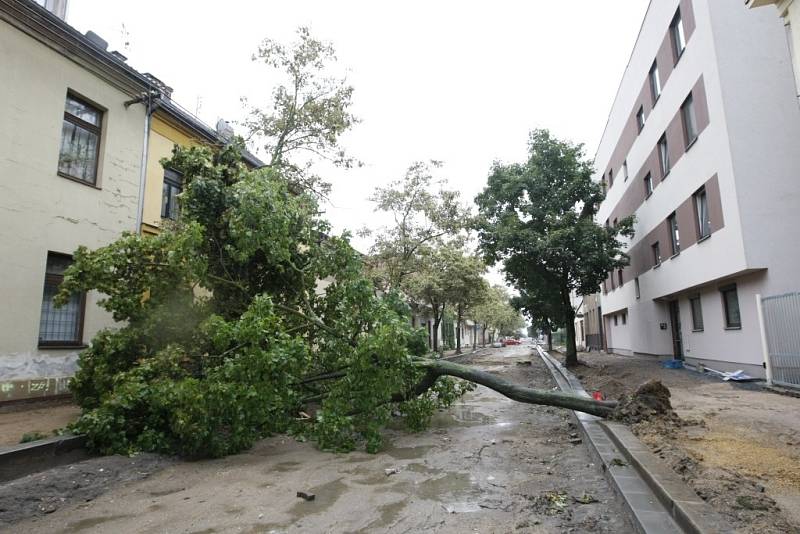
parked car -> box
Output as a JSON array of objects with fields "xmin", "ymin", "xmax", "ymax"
[
  {"xmin": 504, "ymin": 338, "xmax": 521, "ymax": 346},
  {"xmin": 491, "ymin": 341, "xmax": 504, "ymax": 348}
]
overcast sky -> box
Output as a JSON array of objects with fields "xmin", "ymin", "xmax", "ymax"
[{"xmin": 66, "ymin": 0, "xmax": 650, "ymax": 285}]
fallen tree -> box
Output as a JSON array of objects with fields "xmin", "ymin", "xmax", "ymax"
[{"xmin": 57, "ymin": 143, "xmax": 618, "ymax": 459}]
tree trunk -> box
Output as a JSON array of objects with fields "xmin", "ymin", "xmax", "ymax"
[
  {"xmin": 562, "ymin": 290, "xmax": 578, "ymax": 367},
  {"xmin": 481, "ymin": 324, "xmax": 487, "ymax": 347},
  {"xmin": 455, "ymin": 305, "xmax": 463, "ymax": 355},
  {"xmin": 415, "ymin": 359, "xmax": 616, "ymax": 418}
]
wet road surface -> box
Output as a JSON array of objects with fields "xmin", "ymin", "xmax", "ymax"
[{"xmin": 14, "ymin": 345, "xmax": 634, "ymax": 533}]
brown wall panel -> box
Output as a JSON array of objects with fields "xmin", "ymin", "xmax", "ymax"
[{"xmin": 610, "ymin": 173, "xmax": 725, "ymax": 295}]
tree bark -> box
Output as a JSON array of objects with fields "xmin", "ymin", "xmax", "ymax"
[
  {"xmin": 562, "ymin": 288, "xmax": 578, "ymax": 367},
  {"xmin": 414, "ymin": 359, "xmax": 616, "ymax": 418},
  {"xmin": 455, "ymin": 305, "xmax": 463, "ymax": 355},
  {"xmin": 481, "ymin": 324, "xmax": 487, "ymax": 347}
]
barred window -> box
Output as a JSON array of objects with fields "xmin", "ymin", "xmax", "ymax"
[
  {"xmin": 38, "ymin": 253, "xmax": 85, "ymax": 346},
  {"xmin": 58, "ymin": 93, "xmax": 102, "ymax": 185}
]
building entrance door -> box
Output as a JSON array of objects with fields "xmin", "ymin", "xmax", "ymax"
[{"xmin": 669, "ymin": 301, "xmax": 684, "ymax": 360}]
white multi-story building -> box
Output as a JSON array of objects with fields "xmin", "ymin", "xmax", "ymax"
[{"xmin": 594, "ymin": 0, "xmax": 800, "ymax": 377}]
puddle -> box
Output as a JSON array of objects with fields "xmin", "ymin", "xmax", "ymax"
[
  {"xmin": 383, "ymin": 445, "xmax": 434, "ymax": 460},
  {"xmin": 414, "ymin": 472, "xmax": 478, "ymax": 501},
  {"xmin": 405, "ymin": 462, "xmax": 441, "ymax": 474},
  {"xmin": 271, "ymin": 461, "xmax": 302, "ymax": 472},
  {"xmin": 148, "ymin": 486, "xmax": 185, "ymax": 497},
  {"xmin": 430, "ymin": 404, "xmax": 497, "ymax": 428},
  {"xmin": 356, "ymin": 499, "xmax": 407, "ymax": 531},
  {"xmin": 286, "ymin": 478, "xmax": 348, "ymax": 521},
  {"xmin": 63, "ymin": 514, "xmax": 132, "ymax": 532},
  {"xmin": 443, "ymin": 501, "xmax": 482, "ymax": 513}
]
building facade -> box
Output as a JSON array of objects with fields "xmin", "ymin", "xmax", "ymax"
[
  {"xmin": 0, "ymin": 0, "xmax": 157, "ymax": 401},
  {"xmin": 0, "ymin": 0, "xmax": 260, "ymax": 402},
  {"xmin": 747, "ymin": 0, "xmax": 800, "ymax": 100},
  {"xmin": 594, "ymin": 0, "xmax": 800, "ymax": 377}
]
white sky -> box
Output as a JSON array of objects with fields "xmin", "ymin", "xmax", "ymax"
[{"xmin": 65, "ymin": 0, "xmax": 649, "ymax": 286}]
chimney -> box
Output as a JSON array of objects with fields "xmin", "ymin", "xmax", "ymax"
[
  {"xmin": 216, "ymin": 119, "xmax": 235, "ymax": 140},
  {"xmin": 35, "ymin": 0, "xmax": 68, "ymax": 20},
  {"xmin": 84, "ymin": 30, "xmax": 108, "ymax": 51}
]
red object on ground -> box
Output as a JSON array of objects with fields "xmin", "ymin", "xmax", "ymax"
[
  {"xmin": 504, "ymin": 339, "xmax": 521, "ymax": 345},
  {"xmin": 592, "ymin": 391, "xmax": 604, "ymax": 401}
]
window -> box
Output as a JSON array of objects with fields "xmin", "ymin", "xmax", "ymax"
[
  {"xmin": 613, "ymin": 218, "xmax": 618, "ymax": 227},
  {"xmin": 690, "ymin": 295, "xmax": 704, "ymax": 331},
  {"xmin": 161, "ymin": 169, "xmax": 182, "ymax": 220},
  {"xmin": 649, "ymin": 62, "xmax": 661, "ymax": 102},
  {"xmin": 635, "ymin": 277, "xmax": 641, "ymax": 299},
  {"xmin": 623, "ymin": 160, "xmax": 629, "ymax": 181},
  {"xmin": 652, "ymin": 242, "xmax": 662, "ymax": 266},
  {"xmin": 39, "ymin": 253, "xmax": 85, "ymax": 347},
  {"xmin": 636, "ymin": 106, "xmax": 646, "ymax": 132},
  {"xmin": 644, "ymin": 173, "xmax": 653, "ymax": 198},
  {"xmin": 671, "ymin": 9, "xmax": 687, "ymax": 60},
  {"xmin": 58, "ymin": 93, "xmax": 102, "ymax": 185},
  {"xmin": 617, "ymin": 269, "xmax": 623, "ymax": 287},
  {"xmin": 610, "ymin": 271, "xmax": 616, "ymax": 290},
  {"xmin": 603, "ymin": 280, "xmax": 608, "ymax": 294},
  {"xmin": 609, "ymin": 169, "xmax": 614, "ymax": 187},
  {"xmin": 658, "ymin": 134, "xmax": 670, "ymax": 177},
  {"xmin": 668, "ymin": 213, "xmax": 680, "ymax": 255},
  {"xmin": 614, "ymin": 314, "xmax": 619, "ymax": 326},
  {"xmin": 694, "ymin": 187, "xmax": 710, "ymax": 239},
  {"xmin": 721, "ymin": 285, "xmax": 741, "ymax": 328},
  {"xmin": 681, "ymin": 93, "xmax": 698, "ymax": 147},
  {"xmin": 622, "ymin": 312, "xmax": 627, "ymax": 325}
]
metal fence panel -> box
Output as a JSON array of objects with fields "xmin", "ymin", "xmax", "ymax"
[{"xmin": 762, "ymin": 292, "xmax": 800, "ymax": 389}]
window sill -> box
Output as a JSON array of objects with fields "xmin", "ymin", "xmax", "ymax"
[
  {"xmin": 670, "ymin": 252, "xmax": 680, "ymax": 260},
  {"xmin": 685, "ymin": 136, "xmax": 698, "ymax": 152},
  {"xmin": 692, "ymin": 329, "xmax": 704, "ymax": 333},
  {"xmin": 662, "ymin": 169, "xmax": 671, "ymax": 180},
  {"xmin": 724, "ymin": 326, "xmax": 742, "ymax": 331},
  {"xmin": 697, "ymin": 234, "xmax": 711, "ymax": 244},
  {"xmin": 653, "ymin": 262, "xmax": 662, "ymax": 269},
  {"xmin": 38, "ymin": 344, "xmax": 88, "ymax": 350},
  {"xmin": 645, "ymin": 191, "xmax": 653, "ymax": 200},
  {"xmin": 58, "ymin": 172, "xmax": 101, "ymax": 190}
]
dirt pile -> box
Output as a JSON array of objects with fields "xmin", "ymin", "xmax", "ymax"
[{"xmin": 611, "ymin": 379, "xmax": 678, "ymax": 424}]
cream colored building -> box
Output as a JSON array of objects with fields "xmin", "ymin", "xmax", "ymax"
[
  {"xmin": 0, "ymin": 0, "xmax": 157, "ymax": 401},
  {"xmin": 747, "ymin": 0, "xmax": 800, "ymax": 98}
]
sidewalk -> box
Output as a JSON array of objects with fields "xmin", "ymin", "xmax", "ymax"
[
  {"xmin": 0, "ymin": 399, "xmax": 79, "ymax": 447},
  {"xmin": 550, "ymin": 348, "xmax": 800, "ymax": 533}
]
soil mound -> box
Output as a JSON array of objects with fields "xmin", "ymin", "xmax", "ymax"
[{"xmin": 611, "ymin": 379, "xmax": 677, "ymax": 424}]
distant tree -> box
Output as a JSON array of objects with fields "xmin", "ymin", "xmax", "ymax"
[
  {"xmin": 476, "ymin": 129, "xmax": 633, "ymax": 367},
  {"xmin": 448, "ymin": 254, "xmax": 489, "ymax": 355},
  {"xmin": 473, "ymin": 285, "xmax": 524, "ymax": 345},
  {"xmin": 243, "ymin": 27, "xmax": 358, "ymax": 195},
  {"xmin": 363, "ymin": 161, "xmax": 472, "ymax": 292}
]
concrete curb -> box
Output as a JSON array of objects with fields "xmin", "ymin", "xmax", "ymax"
[
  {"xmin": 0, "ymin": 434, "xmax": 90, "ymax": 483},
  {"xmin": 535, "ymin": 346, "xmax": 731, "ymax": 534}
]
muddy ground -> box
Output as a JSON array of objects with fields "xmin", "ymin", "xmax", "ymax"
[
  {"xmin": 0, "ymin": 398, "xmax": 80, "ymax": 446},
  {"xmin": 2, "ymin": 345, "xmax": 634, "ymax": 533},
  {"xmin": 554, "ymin": 349, "xmax": 800, "ymax": 534}
]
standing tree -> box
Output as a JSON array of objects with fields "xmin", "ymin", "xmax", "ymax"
[
  {"xmin": 476, "ymin": 129, "xmax": 633, "ymax": 367},
  {"xmin": 447, "ymin": 254, "xmax": 488, "ymax": 355},
  {"xmin": 473, "ymin": 285, "xmax": 525, "ymax": 345},
  {"xmin": 363, "ymin": 161, "xmax": 471, "ymax": 292},
  {"xmin": 243, "ymin": 27, "xmax": 358, "ymax": 195}
]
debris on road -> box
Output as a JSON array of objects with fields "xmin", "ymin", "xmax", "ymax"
[
  {"xmin": 384, "ymin": 467, "xmax": 400, "ymax": 476},
  {"xmin": 296, "ymin": 491, "xmax": 316, "ymax": 501},
  {"xmin": 574, "ymin": 493, "xmax": 599, "ymax": 504}
]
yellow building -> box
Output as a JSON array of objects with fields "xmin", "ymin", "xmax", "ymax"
[{"xmin": 140, "ymin": 95, "xmax": 263, "ymax": 236}]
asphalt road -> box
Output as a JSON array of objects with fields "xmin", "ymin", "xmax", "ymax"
[{"xmin": 12, "ymin": 345, "xmax": 634, "ymax": 533}]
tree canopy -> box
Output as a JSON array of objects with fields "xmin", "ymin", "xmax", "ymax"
[
  {"xmin": 475, "ymin": 129, "xmax": 633, "ymax": 365},
  {"xmin": 242, "ymin": 27, "xmax": 358, "ymax": 196}
]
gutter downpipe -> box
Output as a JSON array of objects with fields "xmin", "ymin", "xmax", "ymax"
[{"xmin": 134, "ymin": 91, "xmax": 158, "ymax": 234}]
